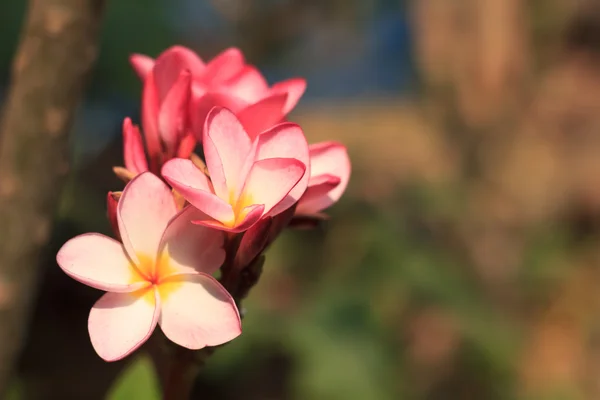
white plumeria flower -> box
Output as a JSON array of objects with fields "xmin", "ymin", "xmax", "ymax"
[{"xmin": 57, "ymin": 172, "xmax": 241, "ymax": 361}]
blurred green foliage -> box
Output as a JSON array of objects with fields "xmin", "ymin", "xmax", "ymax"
[
  {"xmin": 5, "ymin": 1, "xmax": 600, "ymax": 399},
  {"xmin": 106, "ymin": 355, "xmax": 160, "ymax": 400}
]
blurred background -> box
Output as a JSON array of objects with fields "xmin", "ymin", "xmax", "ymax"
[{"xmin": 4, "ymin": 0, "xmax": 600, "ymax": 399}]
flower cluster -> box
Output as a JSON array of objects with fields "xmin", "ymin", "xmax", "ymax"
[{"xmin": 57, "ymin": 46, "xmax": 350, "ymax": 361}]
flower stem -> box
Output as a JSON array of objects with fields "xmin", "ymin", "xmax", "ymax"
[{"xmin": 163, "ymin": 347, "xmax": 196, "ymax": 400}]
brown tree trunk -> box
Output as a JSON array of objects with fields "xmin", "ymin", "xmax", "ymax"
[{"xmin": 0, "ymin": 0, "xmax": 106, "ymax": 395}]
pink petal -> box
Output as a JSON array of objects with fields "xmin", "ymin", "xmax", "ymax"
[
  {"xmin": 122, "ymin": 118, "xmax": 148, "ymax": 175},
  {"xmin": 154, "ymin": 46, "xmax": 204, "ymax": 101},
  {"xmin": 191, "ymin": 204, "xmax": 264, "ymax": 233},
  {"xmin": 57, "ymin": 233, "xmax": 148, "ymax": 292},
  {"xmin": 234, "ymin": 218, "xmax": 272, "ymax": 269},
  {"xmin": 296, "ymin": 174, "xmax": 341, "ymax": 214},
  {"xmin": 270, "ymin": 78, "xmax": 306, "ymax": 115},
  {"xmin": 140, "ymin": 73, "xmax": 162, "ymax": 171},
  {"xmin": 162, "ymin": 45, "xmax": 205, "ymax": 75},
  {"xmin": 176, "ymin": 133, "xmax": 196, "ymax": 159},
  {"xmin": 203, "ymin": 107, "xmax": 252, "ymax": 200},
  {"xmin": 117, "ymin": 172, "xmax": 178, "ymax": 264},
  {"xmin": 224, "ymin": 65, "xmax": 269, "ymax": 103},
  {"xmin": 189, "ymin": 92, "xmax": 248, "ymax": 141},
  {"xmin": 158, "ymin": 206, "xmax": 226, "ymax": 276},
  {"xmin": 158, "ymin": 70, "xmax": 191, "ymax": 154},
  {"xmin": 129, "ymin": 54, "xmax": 155, "ymax": 80},
  {"xmin": 88, "ymin": 288, "xmax": 160, "ymax": 361},
  {"xmin": 161, "ymin": 158, "xmax": 235, "ymax": 223},
  {"xmin": 158, "ymin": 274, "xmax": 241, "ymax": 349},
  {"xmin": 254, "ymin": 123, "xmax": 310, "ymax": 215},
  {"xmin": 202, "ymin": 47, "xmax": 246, "ymax": 85},
  {"xmin": 308, "ymin": 173, "xmax": 342, "ymax": 187},
  {"xmin": 266, "ymin": 204, "xmax": 297, "ymax": 242},
  {"xmin": 299, "ymin": 142, "xmax": 351, "ymax": 213},
  {"xmin": 238, "ymin": 157, "xmax": 306, "ymax": 216},
  {"xmin": 237, "ymin": 94, "xmax": 288, "ymax": 141}
]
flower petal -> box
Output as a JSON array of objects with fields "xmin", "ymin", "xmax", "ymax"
[
  {"xmin": 129, "ymin": 54, "xmax": 154, "ymax": 80},
  {"xmin": 57, "ymin": 233, "xmax": 148, "ymax": 292},
  {"xmin": 161, "ymin": 158, "xmax": 235, "ymax": 223},
  {"xmin": 118, "ymin": 172, "xmax": 178, "ymax": 264},
  {"xmin": 237, "ymin": 93, "xmax": 288, "ymax": 140},
  {"xmin": 270, "ymin": 78, "xmax": 306, "ymax": 115},
  {"xmin": 153, "ymin": 46, "xmax": 203, "ymax": 101},
  {"xmin": 161, "ymin": 46, "xmax": 205, "ymax": 75},
  {"xmin": 191, "ymin": 204, "xmax": 265, "ymax": 233},
  {"xmin": 176, "ymin": 133, "xmax": 197, "ymax": 159},
  {"xmin": 122, "ymin": 118, "xmax": 148, "ymax": 175},
  {"xmin": 296, "ymin": 174, "xmax": 341, "ymax": 214},
  {"xmin": 88, "ymin": 288, "xmax": 160, "ymax": 361},
  {"xmin": 254, "ymin": 123, "xmax": 310, "ymax": 215},
  {"xmin": 203, "ymin": 107, "xmax": 252, "ymax": 200},
  {"xmin": 234, "ymin": 218, "xmax": 272, "ymax": 269},
  {"xmin": 141, "ymin": 73, "xmax": 162, "ymax": 171},
  {"xmin": 298, "ymin": 142, "xmax": 351, "ymax": 213},
  {"xmin": 158, "ymin": 70, "xmax": 191, "ymax": 153},
  {"xmin": 189, "ymin": 91, "xmax": 248, "ymax": 141},
  {"xmin": 224, "ymin": 65, "xmax": 269, "ymax": 103},
  {"xmin": 159, "ymin": 274, "xmax": 241, "ymax": 350},
  {"xmin": 239, "ymin": 157, "xmax": 306, "ymax": 216},
  {"xmin": 202, "ymin": 47, "xmax": 245, "ymax": 84},
  {"xmin": 158, "ymin": 206, "xmax": 226, "ymax": 276}
]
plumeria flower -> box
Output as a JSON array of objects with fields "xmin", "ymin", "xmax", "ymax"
[
  {"xmin": 56, "ymin": 172, "xmax": 241, "ymax": 361},
  {"xmin": 115, "ymin": 49, "xmax": 197, "ymax": 180},
  {"xmin": 162, "ymin": 107, "xmax": 310, "ymax": 232},
  {"xmin": 130, "ymin": 46, "xmax": 306, "ymax": 141},
  {"xmin": 295, "ymin": 142, "xmax": 351, "ymax": 215}
]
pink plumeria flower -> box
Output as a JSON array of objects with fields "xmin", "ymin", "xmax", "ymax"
[
  {"xmin": 57, "ymin": 172, "xmax": 241, "ymax": 361},
  {"xmin": 130, "ymin": 46, "xmax": 306, "ymax": 141},
  {"xmin": 296, "ymin": 142, "xmax": 351, "ymax": 215},
  {"xmin": 117, "ymin": 117, "xmax": 196, "ymax": 180},
  {"xmin": 138, "ymin": 49, "xmax": 197, "ymax": 173},
  {"xmin": 162, "ymin": 107, "xmax": 310, "ymax": 232}
]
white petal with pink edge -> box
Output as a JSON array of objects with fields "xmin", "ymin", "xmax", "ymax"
[
  {"xmin": 238, "ymin": 157, "xmax": 306, "ymax": 216},
  {"xmin": 303, "ymin": 142, "xmax": 351, "ymax": 212},
  {"xmin": 88, "ymin": 288, "xmax": 160, "ymax": 362},
  {"xmin": 296, "ymin": 173, "xmax": 342, "ymax": 214},
  {"xmin": 254, "ymin": 123, "xmax": 310, "ymax": 215},
  {"xmin": 158, "ymin": 206, "xmax": 226, "ymax": 277},
  {"xmin": 158, "ymin": 274, "xmax": 241, "ymax": 349},
  {"xmin": 57, "ymin": 233, "xmax": 147, "ymax": 293},
  {"xmin": 203, "ymin": 107, "xmax": 252, "ymax": 200},
  {"xmin": 191, "ymin": 204, "xmax": 265, "ymax": 233},
  {"xmin": 162, "ymin": 159, "xmax": 235, "ymax": 223},
  {"xmin": 117, "ymin": 172, "xmax": 178, "ymax": 264}
]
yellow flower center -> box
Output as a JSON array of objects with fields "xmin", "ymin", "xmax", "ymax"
[
  {"xmin": 223, "ymin": 190, "xmax": 254, "ymax": 227},
  {"xmin": 128, "ymin": 252, "xmax": 183, "ymax": 304}
]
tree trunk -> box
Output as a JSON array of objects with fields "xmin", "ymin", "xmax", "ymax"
[{"xmin": 0, "ymin": 0, "xmax": 106, "ymax": 395}]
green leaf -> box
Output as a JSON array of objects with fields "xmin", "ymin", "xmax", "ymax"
[
  {"xmin": 5, "ymin": 377, "xmax": 23, "ymax": 400},
  {"xmin": 106, "ymin": 354, "xmax": 161, "ymax": 400}
]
